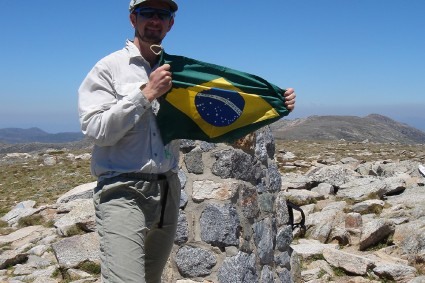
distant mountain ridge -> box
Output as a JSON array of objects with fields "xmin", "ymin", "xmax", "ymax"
[
  {"xmin": 271, "ymin": 114, "xmax": 425, "ymax": 144},
  {"xmin": 1, "ymin": 114, "xmax": 424, "ymax": 148},
  {"xmin": 0, "ymin": 127, "xmax": 84, "ymax": 144}
]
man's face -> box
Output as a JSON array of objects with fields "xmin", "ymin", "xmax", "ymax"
[{"xmin": 130, "ymin": 1, "xmax": 174, "ymax": 44}]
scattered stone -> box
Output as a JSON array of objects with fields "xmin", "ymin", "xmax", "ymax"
[
  {"xmin": 359, "ymin": 219, "xmax": 395, "ymax": 251},
  {"xmin": 43, "ymin": 156, "xmax": 57, "ymax": 166},
  {"xmin": 340, "ymin": 157, "xmax": 360, "ymax": 164},
  {"xmin": 351, "ymin": 199, "xmax": 385, "ymax": 214},
  {"xmin": 0, "ymin": 250, "xmax": 28, "ymax": 269},
  {"xmin": 301, "ymin": 267, "xmax": 323, "ymax": 282},
  {"xmin": 284, "ymin": 189, "xmax": 323, "ymax": 206},
  {"xmin": 307, "ymin": 165, "xmax": 360, "ymax": 187},
  {"xmin": 68, "ymin": 268, "xmax": 92, "ymax": 280},
  {"xmin": 306, "ymin": 208, "xmax": 345, "ymax": 243},
  {"xmin": 282, "ymin": 151, "xmax": 297, "ymax": 160},
  {"xmin": 409, "ymin": 276, "xmax": 425, "ymax": 283},
  {"xmin": 54, "ymin": 199, "xmax": 96, "ymax": 236},
  {"xmin": 5, "ymin": 153, "xmax": 32, "ymax": 159},
  {"xmin": 1, "ymin": 200, "xmax": 37, "ymax": 226},
  {"xmin": 311, "ymin": 182, "xmax": 335, "ymax": 197},
  {"xmin": 1, "ymin": 137, "xmax": 424, "ymax": 282},
  {"xmin": 338, "ymin": 177, "xmax": 387, "ymax": 201},
  {"xmin": 329, "ymin": 227, "xmax": 351, "ymax": 246},
  {"xmin": 281, "ymin": 174, "xmax": 312, "ymax": 190},
  {"xmin": 51, "ymin": 232, "xmax": 99, "ymax": 268},
  {"xmin": 0, "ymin": 225, "xmax": 45, "ymax": 246},
  {"xmin": 291, "ymin": 239, "xmax": 339, "ymax": 260},
  {"xmin": 373, "ymin": 263, "xmax": 417, "ymax": 282},
  {"xmin": 75, "ymin": 153, "xmax": 91, "ymax": 160},
  {"xmin": 323, "ymin": 248, "xmax": 375, "ymax": 276},
  {"xmin": 345, "ymin": 212, "xmax": 363, "ymax": 229},
  {"xmin": 57, "ymin": 181, "xmax": 96, "ymax": 203}
]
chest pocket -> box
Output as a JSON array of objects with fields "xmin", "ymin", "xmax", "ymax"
[
  {"xmin": 114, "ymin": 82, "xmax": 161, "ymax": 115},
  {"xmin": 113, "ymin": 82, "xmax": 144, "ymax": 100}
]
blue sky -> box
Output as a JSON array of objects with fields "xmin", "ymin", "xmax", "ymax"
[{"xmin": 0, "ymin": 0, "xmax": 424, "ymax": 133}]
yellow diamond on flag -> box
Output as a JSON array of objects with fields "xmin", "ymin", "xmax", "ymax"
[{"xmin": 165, "ymin": 77, "xmax": 279, "ymax": 138}]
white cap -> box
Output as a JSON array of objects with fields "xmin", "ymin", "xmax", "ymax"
[{"xmin": 129, "ymin": 0, "xmax": 178, "ymax": 12}]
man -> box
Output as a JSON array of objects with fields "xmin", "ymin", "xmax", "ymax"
[{"xmin": 78, "ymin": 0, "xmax": 296, "ymax": 282}]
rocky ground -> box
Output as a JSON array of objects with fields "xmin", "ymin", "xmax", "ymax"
[
  {"xmin": 1, "ymin": 139, "xmax": 425, "ymax": 282},
  {"xmin": 276, "ymin": 140, "xmax": 425, "ymax": 282}
]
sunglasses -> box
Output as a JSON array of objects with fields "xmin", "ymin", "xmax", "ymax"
[{"xmin": 134, "ymin": 7, "xmax": 174, "ymax": 21}]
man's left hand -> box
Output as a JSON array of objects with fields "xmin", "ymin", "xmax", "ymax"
[{"xmin": 284, "ymin": 88, "xmax": 296, "ymax": 111}]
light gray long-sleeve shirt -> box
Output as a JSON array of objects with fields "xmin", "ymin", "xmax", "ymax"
[{"xmin": 78, "ymin": 40, "xmax": 180, "ymax": 180}]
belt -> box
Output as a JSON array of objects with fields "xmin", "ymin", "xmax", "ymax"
[
  {"xmin": 97, "ymin": 172, "xmax": 170, "ymax": 229},
  {"xmin": 118, "ymin": 172, "xmax": 167, "ymax": 181},
  {"xmin": 119, "ymin": 172, "xmax": 169, "ymax": 228}
]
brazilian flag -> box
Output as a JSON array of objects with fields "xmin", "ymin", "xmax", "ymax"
[{"xmin": 156, "ymin": 51, "xmax": 290, "ymax": 144}]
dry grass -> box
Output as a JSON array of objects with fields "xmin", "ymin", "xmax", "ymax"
[
  {"xmin": 0, "ymin": 150, "xmax": 95, "ymax": 217},
  {"xmin": 0, "ymin": 140, "xmax": 424, "ymax": 218},
  {"xmin": 276, "ymin": 139, "xmax": 425, "ymax": 173}
]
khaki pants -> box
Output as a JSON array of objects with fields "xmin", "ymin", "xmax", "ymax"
[{"xmin": 93, "ymin": 172, "xmax": 181, "ymax": 283}]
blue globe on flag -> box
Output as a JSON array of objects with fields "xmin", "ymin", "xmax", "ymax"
[{"xmin": 195, "ymin": 88, "xmax": 245, "ymax": 127}]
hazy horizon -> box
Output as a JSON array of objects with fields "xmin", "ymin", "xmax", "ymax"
[{"xmin": 0, "ymin": 109, "xmax": 423, "ymax": 134}]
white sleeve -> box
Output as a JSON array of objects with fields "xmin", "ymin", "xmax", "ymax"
[{"xmin": 78, "ymin": 61, "xmax": 151, "ymax": 146}]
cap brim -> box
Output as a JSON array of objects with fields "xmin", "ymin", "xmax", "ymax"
[
  {"xmin": 163, "ymin": 0, "xmax": 178, "ymax": 12},
  {"xmin": 130, "ymin": 0, "xmax": 178, "ymax": 12}
]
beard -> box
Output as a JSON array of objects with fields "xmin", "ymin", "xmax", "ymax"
[{"xmin": 139, "ymin": 27, "xmax": 164, "ymax": 44}]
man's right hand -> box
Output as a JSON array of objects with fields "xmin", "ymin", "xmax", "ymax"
[{"xmin": 142, "ymin": 64, "xmax": 172, "ymax": 102}]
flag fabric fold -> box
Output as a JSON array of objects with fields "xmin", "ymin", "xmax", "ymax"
[{"xmin": 156, "ymin": 51, "xmax": 290, "ymax": 144}]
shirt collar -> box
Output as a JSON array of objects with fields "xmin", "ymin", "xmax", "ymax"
[
  {"xmin": 126, "ymin": 39, "xmax": 162, "ymax": 69},
  {"xmin": 126, "ymin": 39, "xmax": 143, "ymax": 59}
]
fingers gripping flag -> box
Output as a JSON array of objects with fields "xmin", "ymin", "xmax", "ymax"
[{"xmin": 156, "ymin": 51, "xmax": 291, "ymax": 144}]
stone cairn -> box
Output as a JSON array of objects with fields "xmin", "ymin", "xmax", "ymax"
[
  {"xmin": 164, "ymin": 127, "xmax": 298, "ymax": 282},
  {"xmin": 0, "ymin": 126, "xmax": 299, "ymax": 283}
]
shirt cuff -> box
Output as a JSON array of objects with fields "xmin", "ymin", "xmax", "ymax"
[{"xmin": 126, "ymin": 83, "xmax": 151, "ymax": 112}]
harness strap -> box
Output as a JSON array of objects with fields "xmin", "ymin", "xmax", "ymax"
[{"xmin": 286, "ymin": 200, "xmax": 306, "ymax": 231}]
